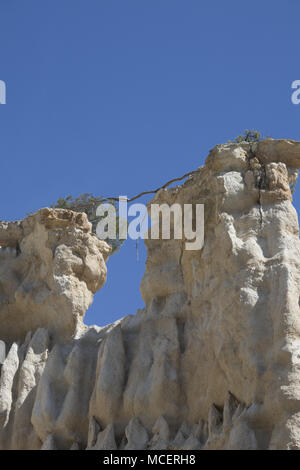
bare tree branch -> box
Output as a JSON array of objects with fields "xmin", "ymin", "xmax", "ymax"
[{"xmin": 101, "ymin": 168, "xmax": 201, "ymax": 204}]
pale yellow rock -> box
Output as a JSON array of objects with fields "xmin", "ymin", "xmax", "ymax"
[
  {"xmin": 0, "ymin": 139, "xmax": 300, "ymax": 450},
  {"xmin": 0, "ymin": 208, "xmax": 111, "ymax": 343}
]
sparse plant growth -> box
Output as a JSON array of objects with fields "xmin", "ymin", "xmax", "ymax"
[
  {"xmin": 49, "ymin": 170, "xmax": 202, "ymax": 254},
  {"xmin": 229, "ymin": 129, "xmax": 262, "ymax": 143},
  {"xmin": 51, "ymin": 194, "xmax": 125, "ymax": 254}
]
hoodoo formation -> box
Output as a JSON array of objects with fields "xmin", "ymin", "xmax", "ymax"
[{"xmin": 1, "ymin": 139, "xmax": 300, "ymax": 450}]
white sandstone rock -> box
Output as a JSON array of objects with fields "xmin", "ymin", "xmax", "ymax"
[{"xmin": 0, "ymin": 140, "xmax": 300, "ymax": 450}]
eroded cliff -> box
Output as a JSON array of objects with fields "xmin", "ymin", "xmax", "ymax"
[{"xmin": 1, "ymin": 139, "xmax": 300, "ymax": 450}]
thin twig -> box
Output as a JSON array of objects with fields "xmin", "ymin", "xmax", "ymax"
[{"xmin": 100, "ymin": 168, "xmax": 201, "ymax": 204}]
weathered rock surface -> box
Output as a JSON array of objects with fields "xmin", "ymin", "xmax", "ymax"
[
  {"xmin": 0, "ymin": 139, "xmax": 300, "ymax": 450},
  {"xmin": 0, "ymin": 208, "xmax": 110, "ymax": 344}
]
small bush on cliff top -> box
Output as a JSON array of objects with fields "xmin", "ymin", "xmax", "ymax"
[{"xmin": 229, "ymin": 129, "xmax": 262, "ymax": 143}]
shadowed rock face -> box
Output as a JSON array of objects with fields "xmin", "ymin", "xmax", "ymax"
[{"xmin": 1, "ymin": 139, "xmax": 300, "ymax": 450}]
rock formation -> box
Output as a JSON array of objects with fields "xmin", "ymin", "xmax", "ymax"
[
  {"xmin": 0, "ymin": 208, "xmax": 110, "ymax": 344},
  {"xmin": 0, "ymin": 139, "xmax": 300, "ymax": 450}
]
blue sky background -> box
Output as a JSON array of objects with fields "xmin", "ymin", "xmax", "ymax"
[{"xmin": 0, "ymin": 0, "xmax": 299, "ymax": 326}]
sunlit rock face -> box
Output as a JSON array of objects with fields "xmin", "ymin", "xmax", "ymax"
[
  {"xmin": 1, "ymin": 139, "xmax": 300, "ymax": 450},
  {"xmin": 0, "ymin": 208, "xmax": 110, "ymax": 344}
]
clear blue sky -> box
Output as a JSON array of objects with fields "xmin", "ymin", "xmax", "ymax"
[{"xmin": 0, "ymin": 0, "xmax": 299, "ymax": 326}]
